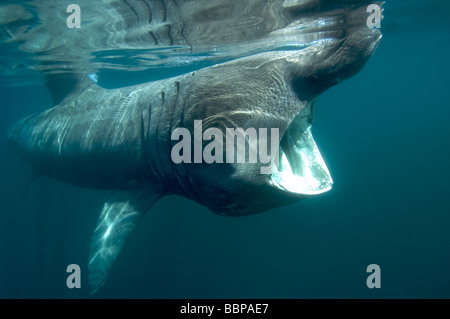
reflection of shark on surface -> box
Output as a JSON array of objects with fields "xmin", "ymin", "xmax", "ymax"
[{"xmin": 6, "ymin": 0, "xmax": 382, "ymax": 293}]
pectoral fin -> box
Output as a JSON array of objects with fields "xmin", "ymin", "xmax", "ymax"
[{"xmin": 88, "ymin": 186, "xmax": 164, "ymax": 294}]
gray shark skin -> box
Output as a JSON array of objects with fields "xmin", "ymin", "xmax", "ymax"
[{"xmin": 7, "ymin": 1, "xmax": 382, "ymax": 293}]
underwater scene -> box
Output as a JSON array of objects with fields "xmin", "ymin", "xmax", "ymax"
[{"xmin": 1, "ymin": 0, "xmax": 450, "ymax": 299}]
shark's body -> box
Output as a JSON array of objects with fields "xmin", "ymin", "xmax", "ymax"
[{"xmin": 7, "ymin": 0, "xmax": 382, "ymax": 293}]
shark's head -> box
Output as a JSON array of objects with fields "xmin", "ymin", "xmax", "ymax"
[{"xmin": 174, "ymin": 24, "xmax": 381, "ymax": 216}]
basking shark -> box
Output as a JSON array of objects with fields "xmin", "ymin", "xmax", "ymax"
[{"xmin": 7, "ymin": 0, "xmax": 382, "ymax": 293}]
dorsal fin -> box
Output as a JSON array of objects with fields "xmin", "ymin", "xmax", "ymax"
[
  {"xmin": 44, "ymin": 73, "xmax": 78, "ymax": 106},
  {"xmin": 45, "ymin": 73, "xmax": 100, "ymax": 106}
]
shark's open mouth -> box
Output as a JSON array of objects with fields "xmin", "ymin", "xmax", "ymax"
[{"xmin": 271, "ymin": 101, "xmax": 333, "ymax": 195}]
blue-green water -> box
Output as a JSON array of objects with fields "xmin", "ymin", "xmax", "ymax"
[{"xmin": 1, "ymin": 0, "xmax": 450, "ymax": 298}]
